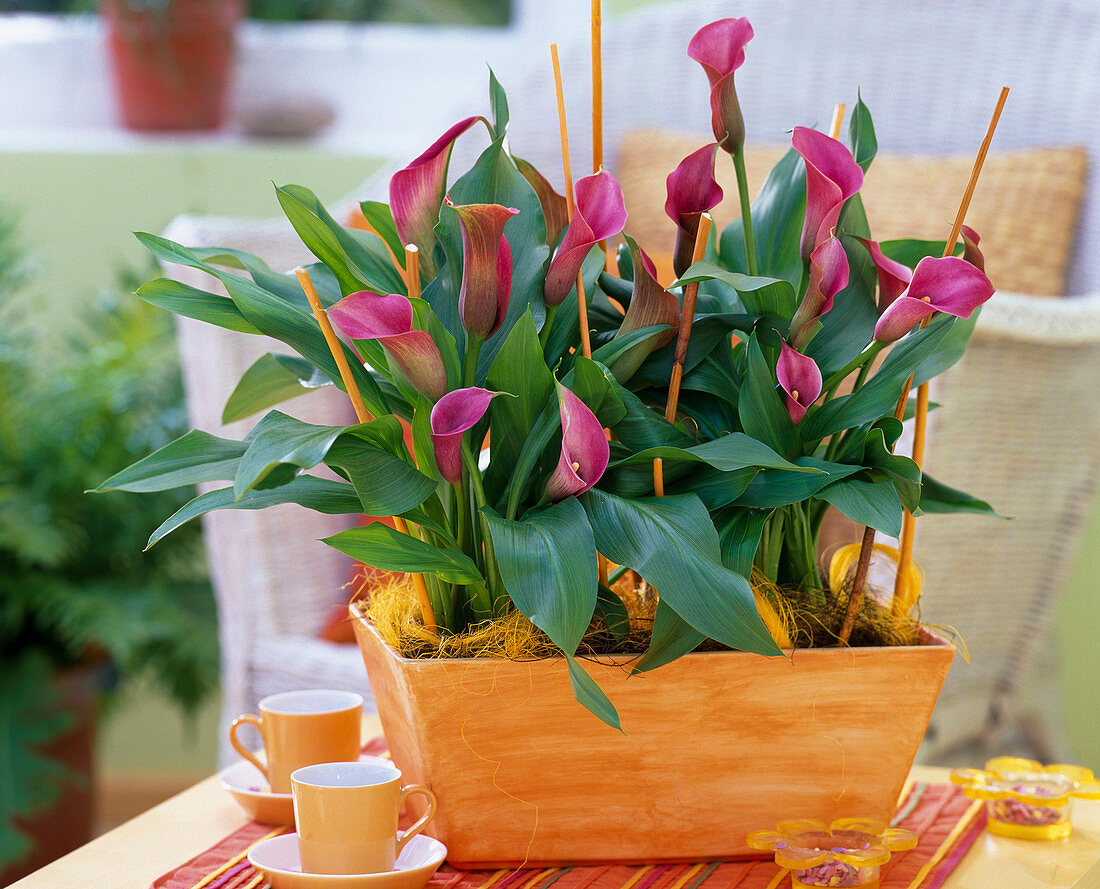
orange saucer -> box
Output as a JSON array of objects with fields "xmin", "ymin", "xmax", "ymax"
[{"xmin": 247, "ymin": 831, "xmax": 446, "ymax": 889}]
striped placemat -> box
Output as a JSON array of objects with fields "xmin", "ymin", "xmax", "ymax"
[{"xmin": 152, "ymin": 755, "xmax": 984, "ymax": 889}]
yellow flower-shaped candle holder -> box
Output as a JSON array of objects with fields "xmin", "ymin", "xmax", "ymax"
[
  {"xmin": 951, "ymin": 757, "xmax": 1100, "ymax": 840},
  {"xmin": 747, "ymin": 818, "xmax": 917, "ymax": 888}
]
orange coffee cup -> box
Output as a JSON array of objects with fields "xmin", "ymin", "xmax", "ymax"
[
  {"xmin": 228, "ymin": 689, "xmax": 362, "ymax": 794},
  {"xmin": 291, "ymin": 760, "xmax": 437, "ymax": 875}
]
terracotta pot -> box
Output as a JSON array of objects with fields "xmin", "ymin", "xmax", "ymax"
[
  {"xmin": 351, "ymin": 602, "xmax": 953, "ymax": 867},
  {"xmin": 101, "ymin": 0, "xmax": 244, "ymax": 132}
]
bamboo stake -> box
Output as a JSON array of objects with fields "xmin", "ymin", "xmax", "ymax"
[
  {"xmin": 591, "ymin": 0, "xmax": 603, "ymax": 174},
  {"xmin": 653, "ymin": 213, "xmax": 712, "ymax": 494},
  {"xmin": 838, "ymin": 86, "xmax": 1008, "ymax": 641},
  {"xmin": 828, "ymin": 103, "xmax": 846, "ymax": 140},
  {"xmin": 551, "ymin": 42, "xmax": 595, "ymax": 359},
  {"xmin": 296, "ymin": 268, "xmax": 439, "ymax": 637},
  {"xmin": 405, "ymin": 244, "xmax": 420, "ymax": 300},
  {"xmin": 889, "ymin": 84, "xmax": 1009, "ymax": 613}
]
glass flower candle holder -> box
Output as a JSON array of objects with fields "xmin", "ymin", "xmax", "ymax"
[
  {"xmin": 747, "ymin": 818, "xmax": 917, "ymax": 888},
  {"xmin": 951, "ymin": 757, "xmax": 1100, "ymax": 840}
]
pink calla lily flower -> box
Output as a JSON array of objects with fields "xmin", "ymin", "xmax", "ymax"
[
  {"xmin": 545, "ymin": 384, "xmax": 610, "ymax": 502},
  {"xmin": 610, "ymin": 239, "xmax": 680, "ymax": 381},
  {"xmin": 776, "ymin": 342, "xmax": 822, "ymax": 425},
  {"xmin": 448, "ymin": 200, "xmax": 519, "ymax": 341},
  {"xmin": 961, "ymin": 225, "xmax": 986, "ymax": 272},
  {"xmin": 792, "ymin": 127, "xmax": 863, "ymax": 260},
  {"xmin": 329, "ymin": 290, "xmax": 447, "ymax": 402},
  {"xmin": 687, "ymin": 17, "xmax": 754, "ymax": 154},
  {"xmin": 544, "ymin": 169, "xmax": 628, "ymax": 307},
  {"xmin": 858, "ymin": 238, "xmax": 913, "ymax": 310},
  {"xmin": 790, "ymin": 236, "xmax": 849, "ymax": 349},
  {"xmin": 516, "ymin": 156, "xmax": 570, "ymax": 248},
  {"xmin": 389, "ymin": 116, "xmax": 483, "ymax": 277},
  {"xmin": 429, "ymin": 387, "xmax": 497, "ymax": 484},
  {"xmin": 665, "ymin": 142, "xmax": 724, "ymax": 276},
  {"xmin": 873, "ymin": 256, "xmax": 995, "ymax": 343}
]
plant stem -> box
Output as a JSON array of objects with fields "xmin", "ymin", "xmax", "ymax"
[
  {"xmin": 823, "ymin": 355, "xmax": 878, "ymax": 463},
  {"xmin": 732, "ymin": 146, "xmax": 757, "ymax": 276},
  {"xmin": 462, "ymin": 443, "xmax": 505, "ymax": 616},
  {"xmin": 607, "ymin": 564, "xmax": 630, "ymax": 585},
  {"xmin": 820, "ymin": 340, "xmax": 886, "ymax": 398},
  {"xmin": 539, "ymin": 303, "xmax": 559, "ymax": 350},
  {"xmin": 463, "ymin": 335, "xmax": 483, "ymax": 388}
]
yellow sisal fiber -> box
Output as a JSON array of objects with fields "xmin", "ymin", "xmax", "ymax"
[{"xmin": 829, "ymin": 542, "xmax": 924, "ymax": 616}]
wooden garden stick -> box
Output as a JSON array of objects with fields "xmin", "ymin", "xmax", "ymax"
[
  {"xmin": 405, "ymin": 244, "xmax": 420, "ymax": 300},
  {"xmin": 889, "ymin": 84, "xmax": 1010, "ymax": 612},
  {"xmin": 591, "ymin": 0, "xmax": 603, "ymax": 175},
  {"xmin": 838, "ymin": 86, "xmax": 1008, "ymax": 641},
  {"xmin": 296, "ymin": 268, "xmax": 439, "ymax": 637},
  {"xmin": 828, "ymin": 102, "xmax": 846, "ymax": 140},
  {"xmin": 653, "ymin": 213, "xmax": 712, "ymax": 494},
  {"xmin": 551, "ymin": 43, "xmax": 595, "ymax": 359}
]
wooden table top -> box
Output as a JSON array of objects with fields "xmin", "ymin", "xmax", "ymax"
[{"xmin": 11, "ymin": 730, "xmax": 1100, "ymax": 889}]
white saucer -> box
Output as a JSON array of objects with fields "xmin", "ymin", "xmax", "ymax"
[
  {"xmin": 219, "ymin": 754, "xmax": 396, "ymax": 825},
  {"xmin": 248, "ymin": 831, "xmax": 446, "ymax": 889}
]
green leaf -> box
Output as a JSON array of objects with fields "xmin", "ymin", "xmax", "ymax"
[
  {"xmin": 861, "ymin": 421, "xmax": 922, "ymax": 512},
  {"xmin": 916, "ymin": 474, "xmax": 1000, "ymax": 517},
  {"xmin": 358, "ymin": 201, "xmax": 405, "ymax": 266},
  {"xmin": 146, "ymin": 476, "xmax": 362, "ymax": 548},
  {"xmin": 94, "ymin": 430, "xmax": 247, "ymax": 493},
  {"xmin": 714, "ymin": 508, "xmax": 770, "ymax": 575},
  {"xmin": 610, "ymin": 433, "xmax": 813, "ymax": 474},
  {"xmin": 817, "ymin": 478, "xmax": 904, "ymax": 537},
  {"xmin": 848, "ymin": 90, "xmax": 878, "ymax": 172},
  {"xmin": 913, "ymin": 308, "xmax": 980, "ymax": 387},
  {"xmin": 674, "ymin": 262, "xmax": 798, "ymax": 319},
  {"xmin": 581, "ymin": 489, "xmax": 781, "ymax": 656},
  {"xmin": 565, "ymin": 657, "xmax": 621, "ymax": 731},
  {"xmin": 483, "ymin": 499, "xmax": 597, "ymax": 653},
  {"xmin": 595, "ymin": 585, "xmax": 631, "ymax": 641},
  {"xmin": 488, "ymin": 67, "xmax": 510, "ymax": 139},
  {"xmin": 326, "ymin": 431, "xmax": 437, "ymax": 517},
  {"xmin": 739, "ymin": 334, "xmax": 800, "ymax": 458},
  {"xmin": 222, "ymin": 353, "xmax": 330, "ymax": 424},
  {"xmin": 633, "ymin": 599, "xmax": 705, "ymax": 673},
  {"xmin": 136, "ymin": 278, "xmax": 261, "ymax": 334},
  {"xmin": 879, "ymin": 238, "xmax": 962, "ymax": 268},
  {"xmin": 804, "ymin": 234, "xmax": 877, "ymax": 377},
  {"xmin": 735, "ymin": 457, "xmax": 861, "ymax": 508},
  {"xmin": 571, "ymin": 357, "xmax": 628, "ymax": 426},
  {"xmin": 275, "ymin": 183, "xmax": 407, "ymax": 296},
  {"xmin": 235, "ymin": 411, "xmax": 347, "ymax": 498},
  {"xmin": 323, "ymin": 524, "xmax": 485, "ymax": 584}
]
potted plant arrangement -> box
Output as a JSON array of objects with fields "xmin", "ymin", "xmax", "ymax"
[
  {"xmin": 0, "ymin": 241, "xmax": 218, "ymax": 881},
  {"xmin": 99, "ymin": 16, "xmax": 997, "ymax": 865},
  {"xmin": 100, "ymin": 0, "xmax": 245, "ymax": 131}
]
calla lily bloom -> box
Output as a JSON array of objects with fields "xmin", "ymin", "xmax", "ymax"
[
  {"xmin": 329, "ymin": 290, "xmax": 447, "ymax": 402},
  {"xmin": 429, "ymin": 387, "xmax": 497, "ymax": 484},
  {"xmin": 389, "ymin": 116, "xmax": 483, "ymax": 277},
  {"xmin": 792, "ymin": 127, "xmax": 863, "ymax": 260},
  {"xmin": 776, "ymin": 342, "xmax": 822, "ymax": 425},
  {"xmin": 448, "ymin": 200, "xmax": 519, "ymax": 341},
  {"xmin": 516, "ymin": 156, "xmax": 569, "ymax": 248},
  {"xmin": 790, "ymin": 236, "xmax": 849, "ymax": 349},
  {"xmin": 545, "ymin": 384, "xmax": 610, "ymax": 502},
  {"xmin": 544, "ymin": 169, "xmax": 628, "ymax": 307},
  {"xmin": 609, "ymin": 238, "xmax": 680, "ymax": 381},
  {"xmin": 687, "ymin": 17, "xmax": 754, "ymax": 154},
  {"xmin": 961, "ymin": 225, "xmax": 986, "ymax": 272},
  {"xmin": 858, "ymin": 238, "xmax": 912, "ymax": 310},
  {"xmin": 873, "ymin": 256, "xmax": 995, "ymax": 343},
  {"xmin": 665, "ymin": 142, "xmax": 724, "ymax": 276}
]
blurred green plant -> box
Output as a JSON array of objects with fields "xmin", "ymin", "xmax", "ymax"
[{"xmin": 0, "ymin": 215, "xmax": 218, "ymax": 869}]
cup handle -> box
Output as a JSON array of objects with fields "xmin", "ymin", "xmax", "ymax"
[
  {"xmin": 395, "ymin": 784, "xmax": 437, "ymax": 857},
  {"xmin": 228, "ymin": 714, "xmax": 268, "ymax": 784}
]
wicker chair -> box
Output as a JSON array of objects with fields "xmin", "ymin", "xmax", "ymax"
[{"xmin": 164, "ymin": 0, "xmax": 1100, "ymax": 765}]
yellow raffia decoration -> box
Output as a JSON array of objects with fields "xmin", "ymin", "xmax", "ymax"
[{"xmin": 829, "ymin": 542, "xmax": 923, "ymax": 616}]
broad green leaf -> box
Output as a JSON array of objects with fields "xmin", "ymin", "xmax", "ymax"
[
  {"xmin": 136, "ymin": 278, "xmax": 260, "ymax": 334},
  {"xmin": 916, "ymin": 474, "xmax": 1000, "ymax": 517},
  {"xmin": 323, "ymin": 524, "xmax": 484, "ymax": 584},
  {"xmin": 358, "ymin": 201, "xmax": 405, "ymax": 266},
  {"xmin": 185, "ymin": 246, "xmax": 341, "ymax": 312},
  {"xmin": 488, "ymin": 67, "xmax": 510, "ymax": 139},
  {"xmin": 714, "ymin": 508, "xmax": 770, "ymax": 575},
  {"xmin": 94, "ymin": 430, "xmax": 246, "ymax": 493},
  {"xmin": 581, "ymin": 489, "xmax": 781, "ymax": 656},
  {"xmin": 848, "ymin": 90, "xmax": 878, "ymax": 172},
  {"xmin": 325, "ymin": 436, "xmax": 436, "ymax": 516},
  {"xmin": 861, "ymin": 421, "xmax": 921, "ymax": 512},
  {"xmin": 610, "ymin": 433, "xmax": 813, "ymax": 474},
  {"xmin": 571, "ymin": 357, "xmax": 627, "ymax": 426},
  {"xmin": 611, "ymin": 386, "xmax": 693, "ymax": 453},
  {"xmin": 147, "ymin": 476, "xmax": 362, "ymax": 548},
  {"xmin": 565, "ymin": 657, "xmax": 622, "ymax": 731},
  {"xmin": 632, "ymin": 600, "xmax": 706, "ymax": 673},
  {"xmin": 817, "ymin": 478, "xmax": 904, "ymax": 537},
  {"xmin": 735, "ymin": 457, "xmax": 861, "ymax": 508},
  {"xmin": 674, "ymin": 262, "xmax": 798, "ymax": 319},
  {"xmin": 913, "ymin": 308, "xmax": 980, "ymax": 387},
  {"xmin": 483, "ymin": 499, "xmax": 597, "ymax": 653},
  {"xmin": 879, "ymin": 238, "xmax": 962, "ymax": 268},
  {"xmin": 222, "ymin": 353, "xmax": 330, "ymax": 423},
  {"xmin": 739, "ymin": 335, "xmax": 800, "ymax": 459},
  {"xmin": 235, "ymin": 411, "xmax": 347, "ymax": 498},
  {"xmin": 595, "ymin": 585, "xmax": 630, "ymax": 641},
  {"xmin": 275, "ymin": 183, "xmax": 407, "ymax": 296},
  {"xmin": 804, "ymin": 234, "xmax": 877, "ymax": 376}
]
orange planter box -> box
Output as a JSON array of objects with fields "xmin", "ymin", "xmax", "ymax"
[{"xmin": 351, "ymin": 603, "xmax": 953, "ymax": 867}]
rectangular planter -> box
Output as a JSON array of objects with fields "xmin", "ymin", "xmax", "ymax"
[{"xmin": 351, "ymin": 602, "xmax": 953, "ymax": 867}]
